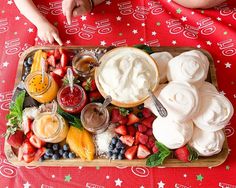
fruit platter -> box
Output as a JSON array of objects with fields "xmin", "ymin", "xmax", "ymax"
[{"xmin": 4, "ymin": 45, "xmax": 233, "ymax": 167}]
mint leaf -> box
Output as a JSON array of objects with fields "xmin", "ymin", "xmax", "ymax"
[
  {"xmin": 119, "ymin": 107, "xmax": 129, "ymax": 116},
  {"xmin": 133, "ymin": 44, "xmax": 154, "ymax": 54}
]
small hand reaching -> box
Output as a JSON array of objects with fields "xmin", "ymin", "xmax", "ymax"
[{"xmin": 37, "ymin": 21, "xmax": 63, "ymax": 46}]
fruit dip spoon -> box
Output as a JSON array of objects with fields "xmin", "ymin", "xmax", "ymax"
[
  {"xmin": 148, "ymin": 89, "xmax": 168, "ymax": 117},
  {"xmin": 67, "ymin": 68, "xmax": 74, "ymax": 93}
]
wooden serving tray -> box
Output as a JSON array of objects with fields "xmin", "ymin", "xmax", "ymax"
[{"xmin": 4, "ymin": 46, "xmax": 229, "ymax": 167}]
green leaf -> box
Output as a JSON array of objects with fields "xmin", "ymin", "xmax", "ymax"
[
  {"xmin": 57, "ymin": 106, "xmax": 83, "ymax": 129},
  {"xmin": 133, "ymin": 44, "xmax": 154, "ymax": 54},
  {"xmin": 119, "ymin": 107, "xmax": 129, "ymax": 116},
  {"xmin": 146, "ymin": 141, "xmax": 171, "ymax": 167}
]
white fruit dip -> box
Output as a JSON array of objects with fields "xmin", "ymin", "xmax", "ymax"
[
  {"xmin": 189, "ymin": 127, "xmax": 225, "ymax": 156},
  {"xmin": 167, "ymin": 52, "xmax": 209, "ymax": 87},
  {"xmin": 152, "ymin": 117, "xmax": 193, "ymax": 149},
  {"xmin": 150, "ymin": 52, "xmax": 173, "ymax": 84},
  {"xmin": 199, "ymin": 81, "xmax": 218, "ymax": 94},
  {"xmin": 193, "ymin": 92, "xmax": 234, "ymax": 132},
  {"xmin": 97, "ymin": 47, "xmax": 159, "ymax": 103}
]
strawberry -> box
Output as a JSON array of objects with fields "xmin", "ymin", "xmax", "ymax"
[
  {"xmin": 152, "ymin": 145, "xmax": 159, "ymax": 153},
  {"xmin": 174, "ymin": 145, "xmax": 198, "ymax": 162},
  {"xmin": 26, "ymin": 131, "xmax": 34, "ymax": 139},
  {"xmin": 127, "ymin": 113, "xmax": 140, "ymax": 125},
  {"xmin": 142, "ymin": 108, "xmax": 152, "ymax": 118},
  {"xmin": 23, "ymin": 154, "xmax": 35, "ymax": 163},
  {"xmin": 89, "ymin": 90, "xmax": 102, "ymax": 102},
  {"xmin": 111, "ymin": 108, "xmax": 129, "ymax": 124},
  {"xmin": 53, "ymin": 67, "xmax": 66, "ymax": 77},
  {"xmin": 7, "ymin": 130, "xmax": 24, "ymax": 149},
  {"xmin": 141, "ymin": 115, "xmax": 156, "ymax": 128},
  {"xmin": 22, "ymin": 141, "xmax": 36, "ymax": 155},
  {"xmin": 47, "ymin": 50, "xmax": 55, "ymax": 56},
  {"xmin": 22, "ymin": 118, "xmax": 33, "ymax": 134},
  {"xmin": 138, "ymin": 133, "xmax": 148, "ymax": 145},
  {"xmin": 119, "ymin": 116, "xmax": 128, "ymax": 124},
  {"xmin": 137, "ymin": 144, "xmax": 151, "ymax": 159},
  {"xmin": 47, "ymin": 55, "xmax": 56, "ymax": 67},
  {"xmin": 82, "ymin": 78, "xmax": 97, "ymax": 91},
  {"xmin": 146, "ymin": 128, "xmax": 153, "ymax": 136},
  {"xmin": 120, "ymin": 135, "xmax": 134, "ymax": 146},
  {"xmin": 29, "ymin": 135, "xmax": 45, "ymax": 149},
  {"xmin": 135, "ymin": 131, "xmax": 141, "ymax": 145},
  {"xmin": 50, "ymin": 72, "xmax": 62, "ymax": 88},
  {"xmin": 127, "ymin": 125, "xmax": 136, "ymax": 137},
  {"xmin": 17, "ymin": 146, "xmax": 23, "ymax": 161},
  {"xmin": 125, "ymin": 145, "xmax": 138, "ymax": 160},
  {"xmin": 54, "ymin": 49, "xmax": 61, "ymax": 60},
  {"xmin": 138, "ymin": 124, "xmax": 147, "ymax": 133},
  {"xmin": 148, "ymin": 137, "xmax": 155, "ymax": 148},
  {"xmin": 34, "ymin": 147, "xmax": 46, "ymax": 161},
  {"xmin": 115, "ymin": 125, "xmax": 127, "ymax": 136},
  {"xmin": 60, "ymin": 52, "xmax": 68, "ymax": 67}
]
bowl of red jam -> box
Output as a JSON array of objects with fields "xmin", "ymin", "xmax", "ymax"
[{"xmin": 57, "ymin": 84, "xmax": 87, "ymax": 114}]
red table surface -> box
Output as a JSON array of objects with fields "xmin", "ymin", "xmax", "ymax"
[{"xmin": 0, "ymin": 0, "xmax": 236, "ymax": 187}]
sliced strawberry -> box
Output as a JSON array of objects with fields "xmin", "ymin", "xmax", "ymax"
[
  {"xmin": 127, "ymin": 113, "xmax": 140, "ymax": 125},
  {"xmin": 34, "ymin": 147, "xmax": 46, "ymax": 161},
  {"xmin": 119, "ymin": 116, "xmax": 128, "ymax": 124},
  {"xmin": 60, "ymin": 52, "xmax": 68, "ymax": 67},
  {"xmin": 137, "ymin": 144, "xmax": 151, "ymax": 159},
  {"xmin": 53, "ymin": 67, "xmax": 66, "ymax": 77},
  {"xmin": 47, "ymin": 55, "xmax": 56, "ymax": 67},
  {"xmin": 125, "ymin": 145, "xmax": 138, "ymax": 160},
  {"xmin": 47, "ymin": 50, "xmax": 55, "ymax": 56},
  {"xmin": 29, "ymin": 135, "xmax": 45, "ymax": 149},
  {"xmin": 26, "ymin": 131, "xmax": 34, "ymax": 139},
  {"xmin": 141, "ymin": 115, "xmax": 156, "ymax": 128},
  {"xmin": 142, "ymin": 108, "xmax": 152, "ymax": 118},
  {"xmin": 7, "ymin": 130, "xmax": 24, "ymax": 149},
  {"xmin": 111, "ymin": 109, "xmax": 120, "ymax": 123},
  {"xmin": 82, "ymin": 78, "xmax": 97, "ymax": 91},
  {"xmin": 115, "ymin": 125, "xmax": 127, "ymax": 136},
  {"xmin": 139, "ymin": 133, "xmax": 148, "ymax": 145},
  {"xmin": 22, "ymin": 118, "xmax": 33, "ymax": 134},
  {"xmin": 138, "ymin": 124, "xmax": 147, "ymax": 133},
  {"xmin": 54, "ymin": 49, "xmax": 61, "ymax": 60},
  {"xmin": 127, "ymin": 125, "xmax": 136, "ymax": 137},
  {"xmin": 17, "ymin": 146, "xmax": 23, "ymax": 161},
  {"xmin": 152, "ymin": 145, "xmax": 159, "ymax": 153},
  {"xmin": 120, "ymin": 135, "xmax": 134, "ymax": 146},
  {"xmin": 148, "ymin": 137, "xmax": 155, "ymax": 148},
  {"xmin": 135, "ymin": 131, "xmax": 141, "ymax": 145},
  {"xmin": 174, "ymin": 145, "xmax": 198, "ymax": 162},
  {"xmin": 89, "ymin": 90, "xmax": 102, "ymax": 102},
  {"xmin": 23, "ymin": 154, "xmax": 35, "ymax": 163},
  {"xmin": 22, "ymin": 141, "xmax": 36, "ymax": 155},
  {"xmin": 50, "ymin": 72, "xmax": 62, "ymax": 88},
  {"xmin": 146, "ymin": 128, "xmax": 153, "ymax": 136}
]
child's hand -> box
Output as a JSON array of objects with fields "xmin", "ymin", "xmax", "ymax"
[
  {"xmin": 62, "ymin": 0, "xmax": 92, "ymax": 25},
  {"xmin": 37, "ymin": 21, "xmax": 63, "ymax": 45}
]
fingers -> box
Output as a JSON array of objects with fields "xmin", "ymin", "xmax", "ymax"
[
  {"xmin": 63, "ymin": 0, "xmax": 75, "ymax": 25},
  {"xmin": 52, "ymin": 32, "xmax": 63, "ymax": 46}
]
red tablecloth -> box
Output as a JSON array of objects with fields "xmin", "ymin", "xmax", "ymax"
[{"xmin": 0, "ymin": 0, "xmax": 236, "ymax": 187}]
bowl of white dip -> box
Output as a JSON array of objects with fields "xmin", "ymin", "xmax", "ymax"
[{"xmin": 95, "ymin": 47, "xmax": 159, "ymax": 107}]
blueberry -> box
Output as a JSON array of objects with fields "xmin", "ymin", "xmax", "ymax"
[
  {"xmin": 108, "ymin": 151, "xmax": 113, "ymax": 158},
  {"xmin": 69, "ymin": 152, "xmax": 76, "ymax": 159},
  {"xmin": 111, "ymin": 153, "xmax": 118, "ymax": 160},
  {"xmin": 43, "ymin": 154, "xmax": 50, "ymax": 160},
  {"xmin": 120, "ymin": 148, "xmax": 125, "ymax": 154},
  {"xmin": 22, "ymin": 75, "xmax": 26, "ymax": 81},
  {"xmin": 25, "ymin": 66, "xmax": 31, "ymax": 72},
  {"xmin": 134, "ymin": 123, "xmax": 140, "ymax": 128},
  {"xmin": 128, "ymin": 108, "xmax": 133, "ymax": 113},
  {"xmin": 52, "ymin": 144, "xmax": 59, "ymax": 151},
  {"xmin": 116, "ymin": 140, "xmax": 123, "ymax": 149},
  {"xmin": 59, "ymin": 149, "xmax": 64, "ymax": 156},
  {"xmin": 63, "ymin": 151, "xmax": 69, "ymax": 159},
  {"xmin": 111, "ymin": 137, "xmax": 117, "ymax": 145},
  {"xmin": 39, "ymin": 156, "xmax": 44, "ymax": 162},
  {"xmin": 137, "ymin": 104, "xmax": 144, "ymax": 110},
  {"xmin": 27, "ymin": 57, "xmax": 33, "ymax": 65},
  {"xmin": 109, "ymin": 143, "xmax": 115, "ymax": 151},
  {"xmin": 118, "ymin": 154, "xmax": 124, "ymax": 160},
  {"xmin": 46, "ymin": 143, "xmax": 52, "ymax": 148},
  {"xmin": 113, "ymin": 148, "xmax": 119, "ymax": 154},
  {"xmin": 63, "ymin": 144, "xmax": 69, "ymax": 151},
  {"xmin": 52, "ymin": 153, "xmax": 60, "ymax": 160},
  {"xmin": 137, "ymin": 112, "xmax": 143, "ymax": 118},
  {"xmin": 45, "ymin": 148, "xmax": 53, "ymax": 156},
  {"xmin": 23, "ymin": 60, "xmax": 29, "ymax": 67}
]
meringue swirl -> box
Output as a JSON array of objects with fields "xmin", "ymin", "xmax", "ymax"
[
  {"xmin": 152, "ymin": 117, "xmax": 193, "ymax": 149},
  {"xmin": 193, "ymin": 92, "xmax": 234, "ymax": 132},
  {"xmin": 189, "ymin": 127, "xmax": 225, "ymax": 156}
]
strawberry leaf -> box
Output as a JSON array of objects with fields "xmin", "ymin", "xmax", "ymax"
[
  {"xmin": 119, "ymin": 107, "xmax": 129, "ymax": 116},
  {"xmin": 187, "ymin": 145, "xmax": 198, "ymax": 161}
]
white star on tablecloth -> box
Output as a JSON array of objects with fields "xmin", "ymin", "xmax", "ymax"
[
  {"xmin": 191, "ymin": 11, "xmax": 195, "ymax": 15},
  {"xmin": 1, "ymin": 80, "xmax": 5, "ymax": 84},
  {"xmin": 115, "ymin": 178, "xmax": 123, "ymax": 187},
  {"xmin": 141, "ymin": 23, "xmax": 145, "ymax": 27},
  {"xmin": 7, "ymin": 0, "xmax": 13, "ymax": 5},
  {"xmin": 183, "ymin": 174, "xmax": 187, "ymax": 178},
  {"xmin": 15, "ymin": 16, "xmax": 20, "ymax": 20},
  {"xmin": 3, "ymin": 61, "xmax": 9, "ymax": 67},
  {"xmin": 51, "ymin": 174, "xmax": 55, "ymax": 178},
  {"xmin": 116, "ymin": 16, "xmax": 122, "ymax": 21},
  {"xmin": 206, "ymin": 41, "xmax": 212, "ymax": 45},
  {"xmin": 106, "ymin": 175, "xmax": 110, "ymax": 179},
  {"xmin": 225, "ymin": 62, "xmax": 231, "ymax": 68},
  {"xmin": 100, "ymin": 40, "xmax": 106, "ymax": 46},
  {"xmin": 23, "ymin": 181, "xmax": 31, "ymax": 188},
  {"xmin": 217, "ymin": 17, "xmax": 222, "ymax": 21},
  {"xmin": 140, "ymin": 38, "xmax": 144, "ymax": 42},
  {"xmin": 66, "ymin": 40, "xmax": 71, "ymax": 44},
  {"xmin": 127, "ymin": 23, "xmax": 130, "ymax": 26},
  {"xmin": 152, "ymin": 31, "xmax": 157, "ymax": 36},
  {"xmin": 106, "ymin": 0, "xmax": 111, "ymax": 5},
  {"xmin": 140, "ymin": 186, "xmax": 145, "ymax": 188},
  {"xmin": 197, "ymin": 44, "xmax": 201, "ymax": 48},
  {"xmin": 78, "ymin": 166, "xmax": 83, "ymax": 169},
  {"xmin": 28, "ymin": 28, "xmax": 33, "ymax": 32},
  {"xmin": 158, "ymin": 181, "xmax": 165, "ymax": 188},
  {"xmin": 167, "ymin": 0, "xmax": 171, "ymax": 2},
  {"xmin": 172, "ymin": 40, "xmax": 177, "ymax": 45},
  {"xmin": 132, "ymin": 29, "xmax": 138, "ymax": 34},
  {"xmin": 81, "ymin": 15, "xmax": 87, "ymax": 21},
  {"xmin": 181, "ymin": 16, "xmax": 187, "ymax": 22}
]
